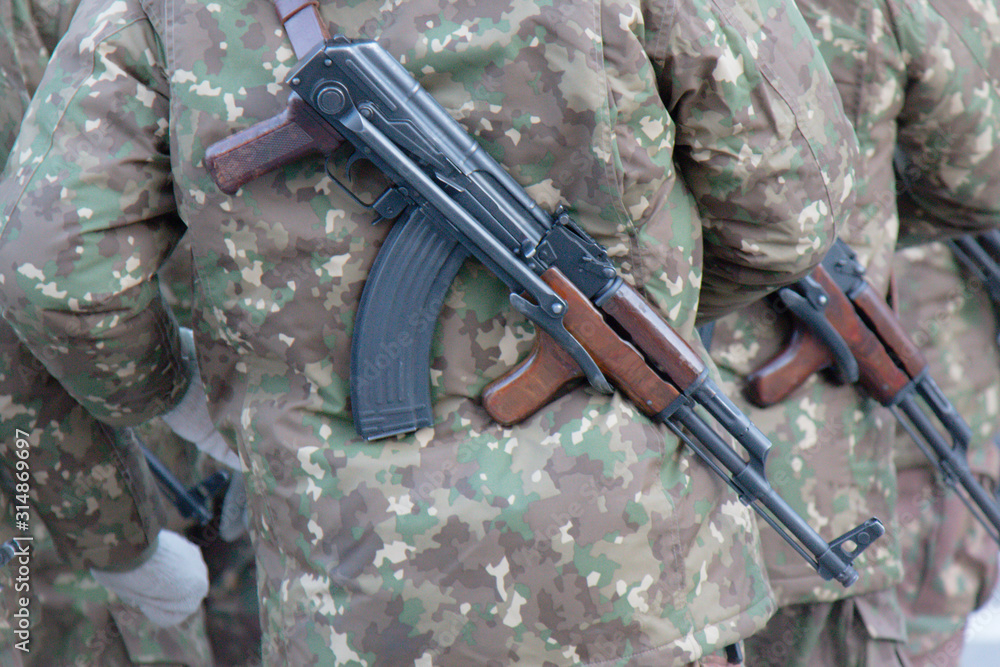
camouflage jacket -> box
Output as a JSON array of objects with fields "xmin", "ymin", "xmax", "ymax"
[
  {"xmin": 892, "ymin": 0, "xmax": 1000, "ymax": 470},
  {"xmin": 0, "ymin": 0, "xmax": 88, "ymax": 154},
  {"xmin": 0, "ymin": 0, "xmax": 859, "ymax": 664},
  {"xmin": 0, "ymin": 0, "xmax": 165, "ymax": 573},
  {"xmin": 0, "ymin": 3, "xmax": 220, "ymax": 665},
  {"xmin": 710, "ymin": 0, "xmax": 1000, "ymax": 609},
  {"xmin": 892, "ymin": 241, "xmax": 1000, "ymax": 662},
  {"xmin": 1, "ymin": 0, "xmax": 87, "ymax": 163},
  {"xmin": 0, "ymin": 1, "xmax": 29, "ymax": 158}
]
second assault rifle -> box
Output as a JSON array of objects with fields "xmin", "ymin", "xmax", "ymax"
[
  {"xmin": 748, "ymin": 238, "xmax": 1000, "ymax": 544},
  {"xmin": 203, "ymin": 36, "xmax": 885, "ymax": 585}
]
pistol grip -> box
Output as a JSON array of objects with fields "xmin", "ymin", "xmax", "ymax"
[
  {"xmin": 745, "ymin": 324, "xmax": 834, "ymax": 407},
  {"xmin": 482, "ymin": 330, "xmax": 585, "ymax": 426},
  {"xmin": 205, "ymin": 93, "xmax": 342, "ymax": 194}
]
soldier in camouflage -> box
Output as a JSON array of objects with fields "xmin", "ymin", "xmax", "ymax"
[
  {"xmin": 0, "ymin": 0, "xmax": 862, "ymax": 663},
  {"xmin": 0, "ymin": 1, "xmax": 222, "ymax": 664},
  {"xmin": 0, "ymin": 0, "xmax": 167, "ymax": 574},
  {"xmin": 893, "ymin": 247, "xmax": 1000, "ymax": 663},
  {"xmin": 709, "ymin": 1, "xmax": 1000, "ymax": 665}
]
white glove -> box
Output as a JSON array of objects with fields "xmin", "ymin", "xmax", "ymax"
[
  {"xmin": 161, "ymin": 327, "xmax": 241, "ymax": 470},
  {"xmin": 91, "ymin": 530, "xmax": 209, "ymax": 627}
]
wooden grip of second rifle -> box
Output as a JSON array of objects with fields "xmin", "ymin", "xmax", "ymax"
[
  {"xmin": 482, "ymin": 268, "xmax": 681, "ymax": 425},
  {"xmin": 743, "ymin": 266, "xmax": 912, "ymax": 407},
  {"xmin": 745, "ymin": 324, "xmax": 835, "ymax": 407},
  {"xmin": 205, "ymin": 93, "xmax": 343, "ymax": 195}
]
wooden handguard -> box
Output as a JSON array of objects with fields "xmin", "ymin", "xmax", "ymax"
[
  {"xmin": 850, "ymin": 285, "xmax": 928, "ymax": 378},
  {"xmin": 599, "ymin": 282, "xmax": 706, "ymax": 391},
  {"xmin": 482, "ymin": 268, "xmax": 681, "ymax": 425},
  {"xmin": 810, "ymin": 266, "xmax": 911, "ymax": 404},
  {"xmin": 747, "ymin": 265, "xmax": 911, "ymax": 406},
  {"xmin": 204, "ymin": 93, "xmax": 343, "ymax": 195}
]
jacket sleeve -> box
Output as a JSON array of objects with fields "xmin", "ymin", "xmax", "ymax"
[
  {"xmin": 894, "ymin": 0, "xmax": 1000, "ymax": 245},
  {"xmin": 644, "ymin": 0, "xmax": 859, "ymax": 321},
  {"xmin": 0, "ymin": 0, "xmax": 187, "ymax": 426},
  {"xmin": 0, "ymin": 6, "xmax": 29, "ymax": 163}
]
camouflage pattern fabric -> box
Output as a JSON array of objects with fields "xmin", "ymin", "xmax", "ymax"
[
  {"xmin": 0, "ymin": 0, "xmax": 81, "ymax": 154},
  {"xmin": 743, "ymin": 589, "xmax": 910, "ymax": 667},
  {"xmin": 0, "ymin": 0, "xmax": 861, "ymax": 663},
  {"xmin": 0, "ymin": 2, "xmax": 248, "ymax": 664},
  {"xmin": 138, "ymin": 412, "xmax": 262, "ymax": 667},
  {"xmin": 0, "ymin": 426, "xmax": 258, "ymax": 667},
  {"xmin": 866, "ymin": 0, "xmax": 1000, "ymax": 663},
  {"xmin": 0, "ymin": 0, "xmax": 164, "ymax": 575},
  {"xmin": 893, "ymin": 242, "xmax": 1000, "ymax": 667},
  {"xmin": 0, "ymin": 0, "xmax": 29, "ymax": 159},
  {"xmin": 0, "ymin": 499, "xmax": 215, "ymax": 667},
  {"xmin": 895, "ymin": 2, "xmax": 1000, "ymax": 247},
  {"xmin": 711, "ymin": 0, "xmax": 1000, "ymax": 663},
  {"xmin": 0, "ymin": 323, "xmax": 165, "ymax": 570}
]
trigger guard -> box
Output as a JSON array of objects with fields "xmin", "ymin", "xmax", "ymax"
[{"xmin": 508, "ymin": 293, "xmax": 612, "ymax": 395}]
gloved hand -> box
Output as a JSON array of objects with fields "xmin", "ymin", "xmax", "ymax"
[
  {"xmin": 160, "ymin": 327, "xmax": 241, "ymax": 470},
  {"xmin": 91, "ymin": 530, "xmax": 209, "ymax": 627}
]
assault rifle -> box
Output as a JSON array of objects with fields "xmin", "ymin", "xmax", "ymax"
[
  {"xmin": 748, "ymin": 238, "xmax": 1000, "ymax": 544},
  {"xmin": 204, "ymin": 36, "xmax": 885, "ymax": 585}
]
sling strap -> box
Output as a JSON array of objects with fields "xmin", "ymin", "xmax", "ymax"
[{"xmin": 273, "ymin": 0, "xmax": 330, "ymax": 59}]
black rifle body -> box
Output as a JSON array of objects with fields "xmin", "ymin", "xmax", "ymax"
[{"xmin": 267, "ymin": 37, "xmax": 886, "ymax": 585}]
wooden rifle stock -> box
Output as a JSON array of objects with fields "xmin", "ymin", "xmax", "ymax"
[{"xmin": 204, "ymin": 93, "xmax": 343, "ymax": 195}]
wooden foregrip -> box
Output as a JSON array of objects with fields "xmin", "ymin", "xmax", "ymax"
[
  {"xmin": 205, "ymin": 93, "xmax": 343, "ymax": 195},
  {"xmin": 745, "ymin": 324, "xmax": 835, "ymax": 407},
  {"xmin": 851, "ymin": 284, "xmax": 927, "ymax": 379},
  {"xmin": 600, "ymin": 282, "xmax": 706, "ymax": 390},
  {"xmin": 811, "ymin": 266, "xmax": 910, "ymax": 404},
  {"xmin": 482, "ymin": 268, "xmax": 681, "ymax": 425}
]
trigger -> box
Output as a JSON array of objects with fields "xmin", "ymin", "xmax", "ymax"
[{"xmin": 345, "ymin": 150, "xmax": 366, "ymax": 181}]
